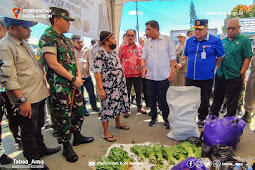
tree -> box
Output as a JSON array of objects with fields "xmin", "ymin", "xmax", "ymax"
[
  {"xmin": 190, "ymin": 1, "xmax": 198, "ymax": 27},
  {"xmin": 222, "ymin": 4, "xmax": 255, "ymax": 33}
]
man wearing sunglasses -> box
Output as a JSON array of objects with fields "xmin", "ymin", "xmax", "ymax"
[
  {"xmin": 210, "ymin": 18, "xmax": 253, "ymax": 119},
  {"xmin": 119, "ymin": 29, "xmax": 147, "ymax": 117}
]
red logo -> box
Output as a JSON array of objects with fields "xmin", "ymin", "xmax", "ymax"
[{"xmin": 13, "ymin": 8, "xmax": 21, "ymax": 18}]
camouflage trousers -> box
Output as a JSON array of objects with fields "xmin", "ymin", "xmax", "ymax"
[{"xmin": 52, "ymin": 88, "xmax": 84, "ymax": 143}]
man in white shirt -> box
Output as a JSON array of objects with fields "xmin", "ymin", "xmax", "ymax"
[{"xmin": 141, "ymin": 20, "xmax": 176, "ymax": 129}]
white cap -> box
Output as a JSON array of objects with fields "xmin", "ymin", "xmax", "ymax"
[{"xmin": 176, "ymin": 33, "xmax": 186, "ymax": 38}]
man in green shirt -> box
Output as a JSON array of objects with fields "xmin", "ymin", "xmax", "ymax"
[
  {"xmin": 39, "ymin": 7, "xmax": 94, "ymax": 163},
  {"xmin": 210, "ymin": 18, "xmax": 253, "ymax": 117}
]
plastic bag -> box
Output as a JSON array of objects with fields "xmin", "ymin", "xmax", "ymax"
[
  {"xmin": 209, "ymin": 144, "xmax": 234, "ymax": 163},
  {"xmin": 203, "ymin": 115, "xmax": 225, "ymax": 146},
  {"xmin": 201, "ymin": 142, "xmax": 212, "ymax": 158},
  {"xmin": 220, "ymin": 117, "xmax": 246, "ymax": 148},
  {"xmin": 187, "ymin": 137, "xmax": 202, "ymax": 148},
  {"xmin": 203, "ymin": 115, "xmax": 246, "ymax": 148},
  {"xmin": 172, "ymin": 157, "xmax": 207, "ymax": 170},
  {"xmin": 167, "ymin": 86, "xmax": 200, "ymax": 141}
]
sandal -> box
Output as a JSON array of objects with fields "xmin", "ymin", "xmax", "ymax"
[
  {"xmin": 101, "ymin": 135, "xmax": 116, "ymax": 142},
  {"xmin": 115, "ymin": 124, "xmax": 129, "ymax": 130}
]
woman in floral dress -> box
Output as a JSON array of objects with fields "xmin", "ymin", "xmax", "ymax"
[{"xmin": 94, "ymin": 31, "xmax": 130, "ymax": 142}]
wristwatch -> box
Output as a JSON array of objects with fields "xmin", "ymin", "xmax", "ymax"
[
  {"xmin": 18, "ymin": 97, "xmax": 27, "ymax": 103},
  {"xmin": 71, "ymin": 76, "xmax": 76, "ymax": 83}
]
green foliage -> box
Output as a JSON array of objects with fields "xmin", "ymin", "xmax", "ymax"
[
  {"xmin": 222, "ymin": 4, "xmax": 255, "ymax": 33},
  {"xmin": 97, "ymin": 142, "xmax": 203, "ymax": 170},
  {"xmin": 190, "ymin": 1, "xmax": 199, "ymax": 27},
  {"xmin": 130, "ymin": 145, "xmax": 146, "ymax": 162},
  {"xmin": 96, "ymin": 146, "xmax": 134, "ymax": 170}
]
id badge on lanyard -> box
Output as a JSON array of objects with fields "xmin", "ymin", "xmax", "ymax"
[{"xmin": 201, "ymin": 45, "xmax": 206, "ymax": 59}]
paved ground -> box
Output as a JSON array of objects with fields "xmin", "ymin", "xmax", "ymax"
[{"xmin": 1, "ymin": 102, "xmax": 255, "ymax": 170}]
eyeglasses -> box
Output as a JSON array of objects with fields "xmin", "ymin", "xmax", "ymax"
[
  {"xmin": 126, "ymin": 34, "xmax": 135, "ymax": 37},
  {"xmin": 226, "ymin": 27, "xmax": 236, "ymax": 31}
]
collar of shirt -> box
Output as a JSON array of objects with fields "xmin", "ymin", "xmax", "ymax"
[
  {"xmin": 7, "ymin": 33, "xmax": 39, "ymax": 62},
  {"xmin": 48, "ymin": 27, "xmax": 66, "ymax": 40},
  {"xmin": 121, "ymin": 42, "xmax": 139, "ymax": 49},
  {"xmin": 147, "ymin": 34, "xmax": 164, "ymax": 42},
  {"xmin": 74, "ymin": 48, "xmax": 82, "ymax": 57},
  {"xmin": 225, "ymin": 32, "xmax": 241, "ymax": 42},
  {"xmin": 194, "ymin": 33, "xmax": 209, "ymax": 41},
  {"xmin": 7, "ymin": 33, "xmax": 22, "ymax": 46}
]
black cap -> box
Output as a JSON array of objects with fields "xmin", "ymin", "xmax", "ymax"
[{"xmin": 194, "ymin": 19, "xmax": 208, "ymax": 29}]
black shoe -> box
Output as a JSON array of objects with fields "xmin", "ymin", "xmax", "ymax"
[
  {"xmin": 149, "ymin": 119, "xmax": 156, "ymax": 127},
  {"xmin": 73, "ymin": 132, "xmax": 94, "ymax": 146},
  {"xmin": 39, "ymin": 146, "xmax": 61, "ymax": 158},
  {"xmin": 84, "ymin": 110, "xmax": 89, "ymax": 116},
  {"xmin": 0, "ymin": 154, "xmax": 13, "ymax": 165},
  {"xmin": 62, "ymin": 142, "xmax": 78, "ymax": 162},
  {"xmin": 164, "ymin": 122, "xmax": 170, "ymax": 129},
  {"xmin": 197, "ymin": 120, "xmax": 205, "ymax": 128},
  {"xmin": 92, "ymin": 107, "xmax": 100, "ymax": 112},
  {"xmin": 242, "ymin": 111, "xmax": 252, "ymax": 123}
]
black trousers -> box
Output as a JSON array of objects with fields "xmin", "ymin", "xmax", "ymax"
[
  {"xmin": 210, "ymin": 75, "xmax": 243, "ymax": 117},
  {"xmin": 148, "ymin": 79, "xmax": 170, "ymax": 123},
  {"xmin": 19, "ymin": 99, "xmax": 47, "ymax": 162},
  {"xmin": 142, "ymin": 78, "xmax": 150, "ymax": 107},
  {"xmin": 0, "ymin": 92, "xmax": 20, "ymax": 142},
  {"xmin": 126, "ymin": 77, "xmax": 143, "ymax": 109},
  {"xmin": 185, "ymin": 77, "xmax": 213, "ymax": 121}
]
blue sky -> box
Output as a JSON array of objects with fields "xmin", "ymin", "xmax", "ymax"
[
  {"xmin": 120, "ymin": 0, "xmax": 253, "ymax": 37},
  {"xmin": 28, "ymin": 0, "xmax": 253, "ymax": 46}
]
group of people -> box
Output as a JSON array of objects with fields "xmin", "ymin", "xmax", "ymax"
[{"xmin": 0, "ymin": 6, "xmax": 254, "ymax": 170}]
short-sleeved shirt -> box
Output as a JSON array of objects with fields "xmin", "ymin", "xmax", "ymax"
[
  {"xmin": 185, "ymin": 33, "xmax": 225, "ymax": 80},
  {"xmin": 38, "ymin": 27, "xmax": 77, "ymax": 93},
  {"xmin": 217, "ymin": 33, "xmax": 253, "ymax": 79},
  {"xmin": 141, "ymin": 34, "xmax": 176, "ymax": 81},
  {"xmin": 118, "ymin": 43, "xmax": 143, "ymax": 78}
]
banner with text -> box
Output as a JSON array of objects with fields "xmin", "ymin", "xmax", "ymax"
[{"xmin": 0, "ymin": 0, "xmax": 110, "ymax": 39}]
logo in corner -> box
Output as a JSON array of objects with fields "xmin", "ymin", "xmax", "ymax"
[
  {"xmin": 12, "ymin": 8, "xmax": 21, "ymax": 18},
  {"xmin": 187, "ymin": 160, "xmax": 195, "ymax": 168}
]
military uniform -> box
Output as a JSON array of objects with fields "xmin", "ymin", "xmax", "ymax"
[{"xmin": 39, "ymin": 27, "xmax": 84, "ymax": 143}]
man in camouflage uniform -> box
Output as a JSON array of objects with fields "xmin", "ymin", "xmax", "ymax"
[{"xmin": 39, "ymin": 7, "xmax": 94, "ymax": 163}]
